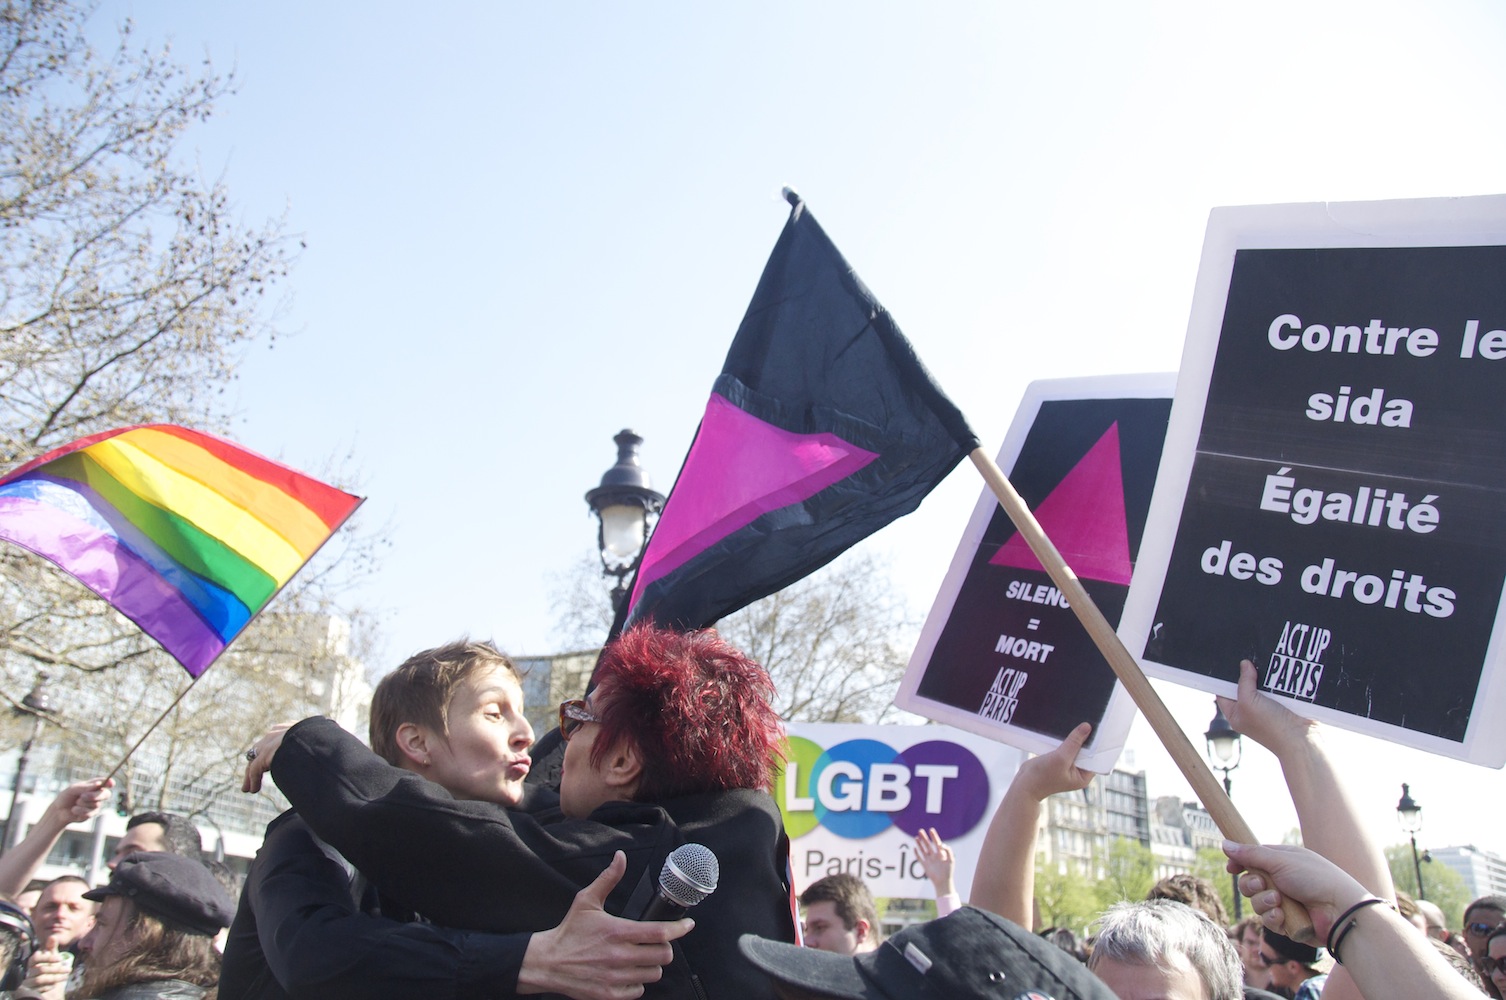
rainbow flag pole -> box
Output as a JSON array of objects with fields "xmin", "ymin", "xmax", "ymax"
[
  {"xmin": 0, "ymin": 424, "xmax": 364, "ymax": 776},
  {"xmin": 103, "ymin": 676, "xmax": 208, "ymax": 782}
]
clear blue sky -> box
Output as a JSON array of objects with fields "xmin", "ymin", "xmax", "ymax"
[{"xmin": 100, "ymin": 1, "xmax": 1506, "ymax": 858}]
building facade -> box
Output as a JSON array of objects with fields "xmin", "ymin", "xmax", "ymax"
[
  {"xmin": 1037, "ymin": 766, "xmax": 1151, "ymax": 878},
  {"xmin": 1148, "ymin": 795, "xmax": 1220, "ymax": 880},
  {"xmin": 0, "ymin": 612, "xmax": 370, "ymax": 886},
  {"xmin": 515, "ymin": 649, "xmax": 598, "ymax": 739},
  {"xmin": 1431, "ymin": 845, "xmax": 1506, "ymax": 900}
]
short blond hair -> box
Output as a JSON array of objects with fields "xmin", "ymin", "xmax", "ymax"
[{"xmin": 369, "ymin": 640, "xmax": 519, "ymax": 766}]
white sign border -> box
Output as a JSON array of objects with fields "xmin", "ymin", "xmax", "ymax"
[
  {"xmin": 898, "ymin": 373, "xmax": 1176, "ymax": 773},
  {"xmin": 1118, "ymin": 194, "xmax": 1506, "ymax": 769}
]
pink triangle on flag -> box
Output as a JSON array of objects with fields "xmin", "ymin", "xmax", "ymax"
[
  {"xmin": 989, "ymin": 422, "xmax": 1134, "ymax": 585},
  {"xmin": 631, "ymin": 393, "xmax": 879, "ymax": 604}
]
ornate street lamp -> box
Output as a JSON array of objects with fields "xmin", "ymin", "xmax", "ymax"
[
  {"xmin": 1397, "ymin": 783, "xmax": 1426, "ymax": 899},
  {"xmin": 585, "ymin": 429, "xmax": 665, "ymax": 612},
  {"xmin": 1205, "ymin": 701, "xmax": 1243, "ymax": 917},
  {"xmin": 3, "ymin": 673, "xmax": 54, "ymax": 849}
]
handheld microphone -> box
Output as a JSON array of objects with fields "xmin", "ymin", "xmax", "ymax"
[{"xmin": 640, "ymin": 843, "xmax": 719, "ymax": 921}]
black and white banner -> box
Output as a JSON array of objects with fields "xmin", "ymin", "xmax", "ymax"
[
  {"xmin": 899, "ymin": 375, "xmax": 1173, "ymax": 771},
  {"xmin": 1121, "ymin": 196, "xmax": 1506, "ymax": 767}
]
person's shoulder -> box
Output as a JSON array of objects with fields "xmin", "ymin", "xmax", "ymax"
[
  {"xmin": 665, "ymin": 787, "xmax": 779, "ymax": 816},
  {"xmin": 663, "ymin": 789, "xmax": 785, "ymax": 842},
  {"xmin": 246, "ymin": 810, "xmax": 314, "ymax": 870},
  {"xmin": 284, "ymin": 715, "xmax": 342, "ymax": 741},
  {"xmin": 1292, "ymin": 977, "xmax": 1328, "ymax": 1000},
  {"xmin": 515, "ymin": 782, "xmax": 561, "ymax": 813},
  {"xmin": 1243, "ymin": 986, "xmax": 1286, "ymax": 1000},
  {"xmin": 262, "ymin": 808, "xmax": 304, "ymax": 837},
  {"xmin": 580, "ymin": 799, "xmax": 673, "ymax": 829}
]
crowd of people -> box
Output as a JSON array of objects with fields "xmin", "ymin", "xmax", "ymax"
[
  {"xmin": 0, "ymin": 629, "xmax": 1500, "ymax": 999},
  {"xmin": 775, "ymin": 659, "xmax": 1503, "ymax": 1000},
  {"xmin": 0, "ymin": 801, "xmax": 237, "ymax": 998}
]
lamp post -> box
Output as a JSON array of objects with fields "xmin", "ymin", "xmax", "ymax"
[
  {"xmin": 1397, "ymin": 783, "xmax": 1425, "ymax": 899},
  {"xmin": 1204, "ymin": 701, "xmax": 1243, "ymax": 918},
  {"xmin": 585, "ymin": 429, "xmax": 665, "ymax": 612},
  {"xmin": 2, "ymin": 673, "xmax": 53, "ymax": 850}
]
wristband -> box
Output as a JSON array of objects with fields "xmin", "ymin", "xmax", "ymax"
[{"xmin": 1326, "ymin": 896, "xmax": 1392, "ymax": 965}]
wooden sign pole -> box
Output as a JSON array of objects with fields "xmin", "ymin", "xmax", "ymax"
[{"xmin": 969, "ymin": 448, "xmax": 1314, "ymax": 941}]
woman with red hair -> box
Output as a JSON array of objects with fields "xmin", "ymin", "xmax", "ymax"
[
  {"xmin": 557, "ymin": 625, "xmax": 784, "ymax": 817},
  {"xmin": 261, "ymin": 625, "xmax": 795, "ymax": 1000}
]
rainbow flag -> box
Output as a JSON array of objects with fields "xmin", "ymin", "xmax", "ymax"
[{"xmin": 0, "ymin": 425, "xmax": 363, "ymax": 676}]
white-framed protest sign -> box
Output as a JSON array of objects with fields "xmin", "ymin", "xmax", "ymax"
[
  {"xmin": 896, "ymin": 375, "xmax": 1174, "ymax": 772},
  {"xmin": 778, "ymin": 722, "xmax": 1023, "ymax": 899},
  {"xmin": 1119, "ymin": 195, "xmax": 1506, "ymax": 767}
]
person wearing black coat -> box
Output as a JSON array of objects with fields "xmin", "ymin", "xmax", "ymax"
[
  {"xmin": 226, "ymin": 638, "xmax": 693, "ymax": 1000},
  {"xmin": 240, "ymin": 627, "xmax": 796, "ymax": 1000},
  {"xmin": 219, "ymin": 809, "xmax": 537, "ymax": 1000},
  {"xmin": 271, "ymin": 716, "xmax": 793, "ymax": 1000}
]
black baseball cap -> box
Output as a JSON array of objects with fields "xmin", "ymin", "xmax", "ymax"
[
  {"xmin": 740, "ymin": 906, "xmax": 1116, "ymax": 1000},
  {"xmin": 83, "ymin": 852, "xmax": 233, "ymax": 937},
  {"xmin": 1263, "ymin": 927, "xmax": 1333, "ymax": 972}
]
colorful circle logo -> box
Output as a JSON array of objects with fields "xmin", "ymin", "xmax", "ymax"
[{"xmin": 776, "ymin": 736, "xmax": 990, "ymax": 840}]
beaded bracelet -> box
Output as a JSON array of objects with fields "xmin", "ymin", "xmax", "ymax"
[{"xmin": 1326, "ymin": 897, "xmax": 1394, "ymax": 965}]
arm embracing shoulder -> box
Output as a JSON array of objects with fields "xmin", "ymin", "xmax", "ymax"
[
  {"xmin": 226, "ymin": 814, "xmax": 530, "ymax": 1000},
  {"xmin": 269, "ymin": 717, "xmax": 608, "ymax": 933}
]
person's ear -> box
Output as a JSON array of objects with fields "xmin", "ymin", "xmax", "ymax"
[
  {"xmin": 602, "ymin": 738, "xmax": 643, "ymax": 794},
  {"xmin": 853, "ymin": 918, "xmax": 872, "ymax": 944},
  {"xmin": 395, "ymin": 723, "xmax": 435, "ymax": 769}
]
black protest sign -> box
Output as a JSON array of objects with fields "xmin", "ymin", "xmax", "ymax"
[
  {"xmin": 898, "ymin": 376, "xmax": 1172, "ymax": 769},
  {"xmin": 1123, "ymin": 199, "xmax": 1506, "ymax": 765}
]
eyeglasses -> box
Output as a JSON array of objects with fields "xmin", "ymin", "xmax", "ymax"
[
  {"xmin": 1258, "ymin": 952, "xmax": 1282, "ymax": 967},
  {"xmin": 1467, "ymin": 921, "xmax": 1504, "ymax": 938},
  {"xmin": 558, "ymin": 699, "xmax": 599, "ymax": 742},
  {"xmin": 1481, "ymin": 956, "xmax": 1506, "ymax": 976}
]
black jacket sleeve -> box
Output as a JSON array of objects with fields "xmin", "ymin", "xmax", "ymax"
[
  {"xmin": 219, "ymin": 811, "xmax": 530, "ymax": 1000},
  {"xmin": 269, "ymin": 717, "xmax": 680, "ymax": 932},
  {"xmin": 270, "ymin": 718, "xmax": 796, "ymax": 1000}
]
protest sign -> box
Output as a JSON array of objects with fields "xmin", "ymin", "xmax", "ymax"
[
  {"xmin": 778, "ymin": 722, "xmax": 1023, "ymax": 899},
  {"xmin": 896, "ymin": 375, "xmax": 1174, "ymax": 772},
  {"xmin": 1120, "ymin": 195, "xmax": 1506, "ymax": 767}
]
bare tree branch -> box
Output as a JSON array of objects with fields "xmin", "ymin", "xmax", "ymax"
[
  {"xmin": 551, "ymin": 548, "xmax": 917, "ymax": 724},
  {"xmin": 0, "ymin": 1, "xmax": 381, "ymax": 823}
]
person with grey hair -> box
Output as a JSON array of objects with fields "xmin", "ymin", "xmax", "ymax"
[
  {"xmin": 961, "ymin": 693, "xmax": 1283, "ymax": 1000},
  {"xmin": 965, "ymin": 722, "xmax": 1252, "ymax": 1000},
  {"xmin": 1089, "ymin": 899, "xmax": 1243, "ymax": 1000}
]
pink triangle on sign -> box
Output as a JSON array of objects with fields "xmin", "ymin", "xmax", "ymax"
[
  {"xmin": 989, "ymin": 422, "xmax": 1134, "ymax": 585},
  {"xmin": 630, "ymin": 392, "xmax": 878, "ymax": 605}
]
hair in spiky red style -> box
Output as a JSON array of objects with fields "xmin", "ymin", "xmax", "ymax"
[{"xmin": 590, "ymin": 625, "xmax": 784, "ymax": 800}]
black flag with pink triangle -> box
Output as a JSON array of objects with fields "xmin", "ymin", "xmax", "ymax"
[{"xmin": 617, "ymin": 192, "xmax": 979, "ymax": 634}]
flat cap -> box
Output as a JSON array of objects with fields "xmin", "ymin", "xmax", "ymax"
[
  {"xmin": 83, "ymin": 852, "xmax": 232, "ymax": 937},
  {"xmin": 741, "ymin": 907, "xmax": 1117, "ymax": 1000}
]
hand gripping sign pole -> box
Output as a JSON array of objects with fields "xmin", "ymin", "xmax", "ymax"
[{"xmin": 968, "ymin": 447, "xmax": 1316, "ymax": 943}]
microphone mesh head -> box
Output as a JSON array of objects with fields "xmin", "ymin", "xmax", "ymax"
[{"xmin": 660, "ymin": 843, "xmax": 719, "ymax": 907}]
